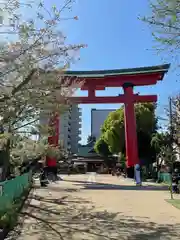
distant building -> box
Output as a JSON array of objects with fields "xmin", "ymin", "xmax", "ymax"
[
  {"xmin": 68, "ymin": 104, "xmax": 82, "ymax": 154},
  {"xmin": 78, "ymin": 139, "xmax": 98, "ymax": 158},
  {"xmin": 40, "ymin": 104, "xmax": 81, "ymax": 154},
  {"xmin": 91, "ymin": 109, "xmax": 115, "ymax": 139},
  {"xmin": 59, "ymin": 108, "xmax": 72, "ymax": 152}
]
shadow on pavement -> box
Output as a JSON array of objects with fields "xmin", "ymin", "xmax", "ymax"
[
  {"xmin": 34, "ymin": 184, "xmax": 80, "ymax": 193},
  {"xmin": 78, "ymin": 183, "xmax": 168, "ymax": 191},
  {"xmin": 32, "ymin": 194, "xmax": 91, "ymax": 205},
  {"xmin": 7, "ymin": 190, "xmax": 180, "ymax": 240},
  {"xmin": 64, "ymin": 179, "xmax": 168, "ymax": 191}
]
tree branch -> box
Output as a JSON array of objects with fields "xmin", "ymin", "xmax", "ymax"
[
  {"xmin": 0, "ymin": 69, "xmax": 37, "ymax": 103},
  {"xmin": 13, "ymin": 118, "xmax": 39, "ymax": 131}
]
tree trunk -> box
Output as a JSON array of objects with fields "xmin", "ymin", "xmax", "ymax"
[{"xmin": 0, "ymin": 139, "xmax": 10, "ymax": 181}]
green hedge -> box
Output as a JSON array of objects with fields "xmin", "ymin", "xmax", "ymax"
[{"xmin": 0, "ymin": 171, "xmax": 32, "ymax": 215}]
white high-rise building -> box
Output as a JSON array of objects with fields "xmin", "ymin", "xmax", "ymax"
[
  {"xmin": 69, "ymin": 104, "xmax": 81, "ymax": 153},
  {"xmin": 40, "ymin": 104, "xmax": 82, "ymax": 154},
  {"xmin": 59, "ymin": 108, "xmax": 71, "ymax": 152},
  {"xmin": 59, "ymin": 105, "xmax": 81, "ymax": 153}
]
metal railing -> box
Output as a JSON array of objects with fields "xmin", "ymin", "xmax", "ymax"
[{"xmin": 0, "ymin": 171, "xmax": 32, "ymax": 214}]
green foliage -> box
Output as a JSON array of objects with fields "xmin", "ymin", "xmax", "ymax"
[
  {"xmin": 87, "ymin": 135, "xmax": 96, "ymax": 144},
  {"xmin": 150, "ymin": 94, "xmax": 180, "ymax": 168},
  {"xmin": 9, "ymin": 135, "xmax": 67, "ymax": 175},
  {"xmin": 143, "ymin": 0, "xmax": 180, "ymax": 63},
  {"xmin": 94, "ymin": 137, "xmax": 111, "ymax": 157},
  {"xmin": 151, "ymin": 131, "xmax": 177, "ymax": 169},
  {"xmin": 151, "ymin": 132, "xmax": 170, "ymax": 156},
  {"xmin": 99, "ymin": 103, "xmax": 157, "ymax": 160},
  {"xmin": 119, "ymin": 153, "xmax": 126, "ymax": 168},
  {"xmin": 0, "ymin": 200, "xmax": 21, "ymax": 229},
  {"xmin": 101, "ymin": 108, "xmax": 125, "ymax": 154},
  {"xmin": 169, "ymin": 94, "xmax": 180, "ymax": 147}
]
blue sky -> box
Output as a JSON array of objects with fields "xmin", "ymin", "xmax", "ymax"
[{"xmin": 47, "ymin": 0, "xmax": 179, "ymax": 144}]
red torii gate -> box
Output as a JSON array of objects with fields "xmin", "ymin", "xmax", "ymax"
[{"xmin": 48, "ymin": 64, "xmax": 170, "ymax": 167}]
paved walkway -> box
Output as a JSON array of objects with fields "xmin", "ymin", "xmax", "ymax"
[{"xmin": 8, "ymin": 175, "xmax": 180, "ymax": 240}]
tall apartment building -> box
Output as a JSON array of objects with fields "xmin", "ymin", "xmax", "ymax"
[
  {"xmin": 40, "ymin": 104, "xmax": 82, "ymax": 154},
  {"xmin": 69, "ymin": 105, "xmax": 82, "ymax": 153},
  {"xmin": 59, "ymin": 108, "xmax": 71, "ymax": 152},
  {"xmin": 59, "ymin": 104, "xmax": 82, "ymax": 153}
]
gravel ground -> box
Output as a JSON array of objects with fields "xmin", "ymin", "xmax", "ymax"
[{"xmin": 9, "ymin": 174, "xmax": 180, "ymax": 240}]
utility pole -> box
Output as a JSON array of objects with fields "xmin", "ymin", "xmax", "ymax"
[
  {"xmin": 169, "ymin": 97, "xmax": 173, "ymax": 143},
  {"xmin": 169, "ymin": 97, "xmax": 174, "ymax": 199},
  {"xmin": 168, "ymin": 96, "xmax": 174, "ymax": 158}
]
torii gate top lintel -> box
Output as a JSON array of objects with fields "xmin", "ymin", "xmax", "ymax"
[
  {"xmin": 64, "ymin": 64, "xmax": 170, "ymax": 104},
  {"xmin": 63, "ymin": 63, "xmax": 170, "ymax": 90}
]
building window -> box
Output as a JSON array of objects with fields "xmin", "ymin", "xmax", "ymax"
[{"xmin": 9, "ymin": 18, "xmax": 15, "ymax": 26}]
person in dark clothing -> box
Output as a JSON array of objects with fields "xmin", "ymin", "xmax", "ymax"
[
  {"xmin": 40, "ymin": 167, "xmax": 48, "ymax": 187},
  {"xmin": 116, "ymin": 168, "xmax": 120, "ymax": 177},
  {"xmin": 172, "ymin": 172, "xmax": 180, "ymax": 193},
  {"xmin": 45, "ymin": 155, "xmax": 59, "ymax": 181}
]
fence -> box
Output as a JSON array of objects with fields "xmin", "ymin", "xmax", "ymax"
[
  {"xmin": 0, "ymin": 171, "xmax": 32, "ymax": 214},
  {"xmin": 158, "ymin": 172, "xmax": 171, "ymax": 184}
]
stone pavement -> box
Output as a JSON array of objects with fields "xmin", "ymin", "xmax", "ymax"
[{"xmin": 7, "ymin": 174, "xmax": 180, "ymax": 240}]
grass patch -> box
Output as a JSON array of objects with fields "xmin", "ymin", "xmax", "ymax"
[{"xmin": 166, "ymin": 199, "xmax": 180, "ymax": 210}]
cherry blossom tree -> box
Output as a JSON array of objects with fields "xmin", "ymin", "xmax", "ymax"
[
  {"xmin": 0, "ymin": 0, "xmax": 85, "ymax": 180},
  {"xmin": 143, "ymin": 0, "xmax": 180, "ymax": 67}
]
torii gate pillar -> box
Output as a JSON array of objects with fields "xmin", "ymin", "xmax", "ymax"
[{"xmin": 123, "ymin": 83, "xmax": 139, "ymax": 166}]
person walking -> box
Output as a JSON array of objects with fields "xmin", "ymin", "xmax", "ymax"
[
  {"xmin": 39, "ymin": 162, "xmax": 48, "ymax": 187},
  {"xmin": 134, "ymin": 164, "xmax": 142, "ymax": 186},
  {"xmin": 46, "ymin": 156, "xmax": 58, "ymax": 182},
  {"xmin": 40, "ymin": 167, "xmax": 48, "ymax": 187},
  {"xmin": 87, "ymin": 164, "xmax": 96, "ymax": 184}
]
